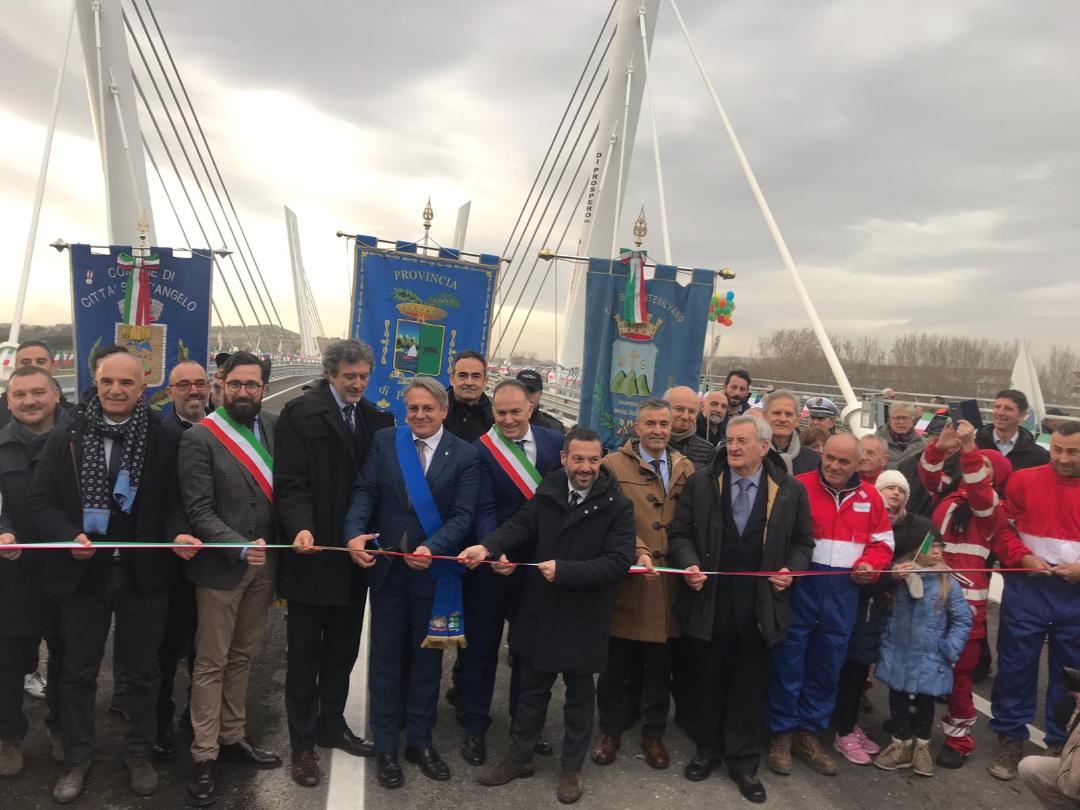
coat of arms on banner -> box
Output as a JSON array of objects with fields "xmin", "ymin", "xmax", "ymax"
[
  {"xmin": 390, "ymin": 288, "xmax": 459, "ymax": 378},
  {"xmin": 609, "ymin": 315, "xmax": 661, "ymax": 396}
]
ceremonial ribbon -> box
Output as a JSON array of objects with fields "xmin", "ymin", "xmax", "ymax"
[{"xmin": 0, "ymin": 541, "xmax": 1052, "ymax": 578}]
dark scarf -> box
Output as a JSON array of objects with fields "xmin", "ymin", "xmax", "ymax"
[
  {"xmin": 8, "ymin": 418, "xmax": 53, "ymax": 462},
  {"xmin": 80, "ymin": 396, "xmax": 150, "ymax": 534}
]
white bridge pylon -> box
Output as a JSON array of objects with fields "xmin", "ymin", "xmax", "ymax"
[{"xmin": 284, "ymin": 206, "xmax": 323, "ymax": 357}]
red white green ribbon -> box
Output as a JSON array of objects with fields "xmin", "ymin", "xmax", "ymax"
[
  {"xmin": 619, "ymin": 248, "xmax": 648, "ymax": 323},
  {"xmin": 479, "ymin": 425, "xmax": 542, "ymax": 499},
  {"xmin": 117, "ymin": 252, "xmax": 159, "ymax": 326},
  {"xmin": 201, "ymin": 407, "xmax": 274, "ymax": 502}
]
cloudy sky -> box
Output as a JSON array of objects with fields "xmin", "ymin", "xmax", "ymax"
[{"xmin": 2, "ymin": 0, "xmax": 1077, "ymax": 362}]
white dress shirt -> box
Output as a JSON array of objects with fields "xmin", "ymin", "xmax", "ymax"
[
  {"xmin": 993, "ymin": 429, "xmax": 1017, "ymax": 457},
  {"xmin": 412, "ymin": 427, "xmax": 444, "ymax": 474}
]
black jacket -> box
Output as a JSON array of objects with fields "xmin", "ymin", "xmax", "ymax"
[
  {"xmin": 0, "ymin": 420, "xmax": 60, "ymax": 634},
  {"xmin": 27, "ymin": 412, "xmax": 187, "ymax": 600},
  {"xmin": 975, "ymin": 424, "xmax": 1049, "ymax": 471},
  {"xmin": 275, "ymin": 381, "xmax": 393, "ymax": 606},
  {"xmin": 530, "ymin": 408, "xmax": 566, "ymax": 435},
  {"xmin": 482, "ymin": 467, "xmax": 634, "ymax": 674},
  {"xmin": 670, "ymin": 431, "xmax": 716, "ymax": 470},
  {"xmin": 668, "ymin": 450, "xmax": 815, "ymax": 646},
  {"xmin": 845, "ymin": 511, "xmax": 933, "ymax": 666},
  {"xmin": 445, "ymin": 388, "xmax": 493, "ymax": 443}
]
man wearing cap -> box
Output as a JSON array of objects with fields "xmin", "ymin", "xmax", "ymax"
[
  {"xmin": 696, "ymin": 391, "xmax": 728, "ymax": 447},
  {"xmin": 516, "ymin": 370, "xmax": 565, "ymax": 435},
  {"xmin": 805, "ymin": 397, "xmax": 839, "ymax": 434}
]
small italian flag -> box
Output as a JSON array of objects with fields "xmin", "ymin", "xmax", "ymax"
[
  {"xmin": 915, "ymin": 408, "xmax": 947, "ymax": 435},
  {"xmin": 917, "ymin": 530, "xmax": 937, "ymax": 556},
  {"xmin": 619, "ymin": 249, "xmax": 648, "ymax": 323}
]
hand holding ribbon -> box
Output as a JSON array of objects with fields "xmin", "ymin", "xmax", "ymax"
[
  {"xmin": 172, "ymin": 534, "xmax": 202, "ymax": 560},
  {"xmin": 636, "ymin": 554, "xmax": 659, "ymax": 581},
  {"xmin": 405, "ymin": 545, "xmax": 433, "ymax": 571},
  {"xmin": 458, "ymin": 544, "xmax": 491, "ymax": 569},
  {"xmin": 293, "ymin": 529, "xmax": 319, "ymax": 555},
  {"xmin": 346, "ymin": 534, "xmax": 378, "ymax": 568},
  {"xmin": 683, "ymin": 564, "xmax": 706, "ymax": 591},
  {"xmin": 768, "ymin": 566, "xmax": 793, "ymax": 592},
  {"xmin": 851, "ymin": 563, "xmax": 877, "ymax": 585},
  {"xmin": 537, "ymin": 560, "xmax": 557, "ymax": 582},
  {"xmin": 246, "ymin": 538, "xmax": 267, "ymax": 567},
  {"xmin": 0, "ymin": 532, "xmax": 19, "ymax": 561},
  {"xmin": 72, "ymin": 533, "xmax": 94, "ymax": 560},
  {"xmin": 1021, "ymin": 553, "xmax": 1053, "ymax": 578}
]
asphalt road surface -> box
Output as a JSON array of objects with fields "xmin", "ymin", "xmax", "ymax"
[{"xmin": 0, "ymin": 378, "xmax": 1052, "ymax": 808}]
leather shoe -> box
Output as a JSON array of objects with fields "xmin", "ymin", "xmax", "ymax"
[
  {"xmin": 404, "ymin": 745, "xmax": 451, "ymax": 781},
  {"xmin": 152, "ymin": 723, "xmax": 178, "ymax": 761},
  {"xmin": 219, "ymin": 738, "xmax": 282, "ymax": 770},
  {"xmin": 732, "ymin": 773, "xmax": 767, "ymax": 803},
  {"xmin": 590, "ymin": 734, "xmax": 620, "ymax": 765},
  {"xmin": 187, "ymin": 760, "xmax": 216, "ymax": 807},
  {"xmin": 684, "ymin": 751, "xmax": 721, "ymax": 782},
  {"xmin": 534, "ymin": 737, "xmax": 554, "ymax": 757},
  {"xmin": 376, "ymin": 752, "xmax": 404, "ymax": 789},
  {"xmin": 641, "ymin": 737, "xmax": 670, "ymax": 770},
  {"xmin": 52, "ymin": 761, "xmax": 91, "ymax": 805},
  {"xmin": 557, "ymin": 770, "xmax": 584, "ymax": 804},
  {"xmin": 461, "ymin": 733, "xmax": 486, "ymax": 766},
  {"xmin": 290, "ymin": 750, "xmax": 320, "ymax": 787},
  {"xmin": 317, "ymin": 727, "xmax": 374, "ymax": 758}
]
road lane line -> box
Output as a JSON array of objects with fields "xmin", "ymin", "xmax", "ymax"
[
  {"xmin": 263, "ymin": 378, "xmax": 316, "ymax": 400},
  {"xmin": 972, "ymin": 694, "xmax": 1046, "ymax": 748},
  {"xmin": 326, "ymin": 596, "xmax": 371, "ymax": 809}
]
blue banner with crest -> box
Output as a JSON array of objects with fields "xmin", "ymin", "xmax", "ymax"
[
  {"xmin": 70, "ymin": 244, "xmax": 213, "ymax": 411},
  {"xmin": 578, "ymin": 258, "xmax": 714, "ymax": 449},
  {"xmin": 349, "ymin": 239, "xmax": 499, "ymax": 424}
]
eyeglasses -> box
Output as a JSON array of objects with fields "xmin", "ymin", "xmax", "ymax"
[
  {"xmin": 170, "ymin": 380, "xmax": 209, "ymax": 392},
  {"xmin": 224, "ymin": 380, "xmax": 265, "ymax": 393}
]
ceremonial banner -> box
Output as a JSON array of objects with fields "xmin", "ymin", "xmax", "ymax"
[
  {"xmin": 70, "ymin": 244, "xmax": 213, "ymax": 409},
  {"xmin": 578, "ymin": 258, "xmax": 713, "ymax": 449},
  {"xmin": 350, "ymin": 238, "xmax": 499, "ymax": 424}
]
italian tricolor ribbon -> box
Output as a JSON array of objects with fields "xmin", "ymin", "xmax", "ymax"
[
  {"xmin": 117, "ymin": 252, "xmax": 160, "ymax": 326},
  {"xmin": 479, "ymin": 425, "xmax": 542, "ymax": 499},
  {"xmin": 619, "ymin": 248, "xmax": 648, "ymax": 323},
  {"xmin": 201, "ymin": 407, "xmax": 273, "ymax": 503}
]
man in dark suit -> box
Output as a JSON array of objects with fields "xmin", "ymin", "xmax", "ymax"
[
  {"xmin": 0, "ymin": 366, "xmax": 67, "ymax": 778},
  {"xmin": 153, "ymin": 359, "xmax": 212, "ymax": 761},
  {"xmin": 668, "ymin": 415, "xmax": 815, "ymax": 803},
  {"xmin": 27, "ymin": 351, "xmax": 192, "ymax": 803},
  {"xmin": 175, "ymin": 351, "xmax": 281, "ymax": 806},
  {"xmin": 275, "ymin": 339, "xmax": 393, "ymax": 787},
  {"xmin": 462, "ymin": 428, "xmax": 635, "ymax": 806},
  {"xmin": 345, "ymin": 377, "xmax": 480, "ymax": 790},
  {"xmin": 458, "ymin": 378, "xmax": 563, "ymax": 766}
]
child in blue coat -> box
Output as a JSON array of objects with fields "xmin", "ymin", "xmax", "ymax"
[{"xmin": 872, "ymin": 538, "xmax": 973, "ymax": 777}]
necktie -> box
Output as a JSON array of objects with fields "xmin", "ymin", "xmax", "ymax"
[
  {"xmin": 515, "ymin": 440, "xmax": 527, "ymax": 450},
  {"xmin": 415, "ymin": 438, "xmax": 427, "ymax": 472},
  {"xmin": 568, "ymin": 490, "xmax": 581, "ymax": 509},
  {"xmin": 107, "ymin": 438, "xmax": 123, "ymax": 491},
  {"xmin": 649, "ymin": 458, "xmax": 663, "ymax": 483},
  {"xmin": 342, "ymin": 403, "xmax": 356, "ymax": 433},
  {"xmin": 733, "ymin": 477, "xmax": 753, "ymax": 536}
]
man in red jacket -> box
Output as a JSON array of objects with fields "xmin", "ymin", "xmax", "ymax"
[
  {"xmin": 989, "ymin": 421, "xmax": 1080, "ymax": 781},
  {"xmin": 765, "ymin": 433, "xmax": 895, "ymax": 777},
  {"xmin": 918, "ymin": 420, "xmax": 1023, "ymax": 768}
]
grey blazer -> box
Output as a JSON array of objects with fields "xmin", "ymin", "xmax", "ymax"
[{"xmin": 178, "ymin": 412, "xmax": 278, "ymax": 591}]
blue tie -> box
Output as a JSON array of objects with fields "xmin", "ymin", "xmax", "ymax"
[{"xmin": 733, "ymin": 477, "xmax": 753, "ymax": 536}]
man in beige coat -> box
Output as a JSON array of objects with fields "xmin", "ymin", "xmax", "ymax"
[
  {"xmin": 591, "ymin": 398, "xmax": 694, "ymax": 770},
  {"xmin": 1019, "ymin": 694, "xmax": 1080, "ymax": 810}
]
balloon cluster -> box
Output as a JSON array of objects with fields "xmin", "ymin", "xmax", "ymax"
[{"xmin": 709, "ymin": 290, "xmax": 735, "ymax": 326}]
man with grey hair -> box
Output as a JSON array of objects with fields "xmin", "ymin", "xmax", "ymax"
[
  {"xmin": 764, "ymin": 390, "xmax": 818, "ymax": 476},
  {"xmin": 345, "ymin": 376, "xmax": 479, "ymax": 789},
  {"xmin": 669, "ymin": 414, "xmax": 814, "ymax": 802},
  {"xmin": 274, "ymin": 338, "xmax": 394, "ymax": 786},
  {"xmin": 875, "ymin": 401, "xmax": 926, "ymax": 469},
  {"xmin": 857, "ymin": 435, "xmax": 890, "ymax": 487}
]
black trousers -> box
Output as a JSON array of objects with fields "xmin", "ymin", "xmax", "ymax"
[
  {"xmin": 156, "ymin": 575, "xmax": 196, "ymax": 731},
  {"xmin": 459, "ymin": 567, "xmax": 523, "ymax": 734},
  {"xmin": 834, "ymin": 660, "xmax": 871, "ymax": 736},
  {"xmin": 59, "ymin": 566, "xmax": 167, "ymax": 765},
  {"xmin": 888, "ymin": 690, "xmax": 935, "ymax": 741},
  {"xmin": 668, "ymin": 636, "xmax": 694, "ymax": 724},
  {"xmin": 597, "ymin": 637, "xmax": 670, "ymax": 740},
  {"xmin": 0, "ymin": 635, "xmax": 39, "ymax": 742},
  {"xmin": 511, "ymin": 663, "xmax": 595, "ymax": 773},
  {"xmin": 692, "ymin": 629, "xmax": 771, "ymax": 777},
  {"xmin": 285, "ymin": 599, "xmax": 366, "ymax": 751}
]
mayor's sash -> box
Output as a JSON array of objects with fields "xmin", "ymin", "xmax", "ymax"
[
  {"xmin": 395, "ymin": 427, "xmax": 466, "ymax": 650},
  {"xmin": 202, "ymin": 408, "xmax": 273, "ymax": 503},
  {"xmin": 479, "ymin": 425, "xmax": 541, "ymax": 499}
]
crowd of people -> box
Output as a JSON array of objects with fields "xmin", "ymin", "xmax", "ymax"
[{"xmin": 0, "ymin": 339, "xmax": 1078, "ymax": 808}]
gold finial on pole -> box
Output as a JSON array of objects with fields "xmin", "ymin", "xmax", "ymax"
[
  {"xmin": 423, "ymin": 197, "xmax": 434, "ymax": 235},
  {"xmin": 633, "ymin": 206, "xmax": 647, "ymax": 248},
  {"xmin": 136, "ymin": 212, "xmax": 150, "ymax": 254}
]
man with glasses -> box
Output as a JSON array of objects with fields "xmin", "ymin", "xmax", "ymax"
[
  {"xmin": 151, "ymin": 362, "xmax": 212, "ymax": 760},
  {"xmin": 875, "ymin": 401, "xmax": 926, "ymax": 470},
  {"xmin": 175, "ymin": 352, "xmax": 281, "ymax": 806}
]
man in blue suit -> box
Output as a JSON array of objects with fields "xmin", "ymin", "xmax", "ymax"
[
  {"xmin": 344, "ymin": 377, "xmax": 479, "ymax": 790},
  {"xmin": 458, "ymin": 379, "xmax": 563, "ymax": 767}
]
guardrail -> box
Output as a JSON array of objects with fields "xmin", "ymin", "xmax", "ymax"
[{"xmin": 35, "ymin": 362, "xmax": 323, "ymax": 399}]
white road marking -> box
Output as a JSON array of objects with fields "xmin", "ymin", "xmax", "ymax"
[
  {"xmin": 326, "ymin": 596, "xmax": 371, "ymax": 809},
  {"xmin": 972, "ymin": 694, "xmax": 1046, "ymax": 749},
  {"xmin": 263, "ymin": 378, "xmax": 317, "ymax": 400}
]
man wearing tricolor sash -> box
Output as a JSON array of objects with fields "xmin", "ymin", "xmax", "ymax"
[
  {"xmin": 344, "ymin": 377, "xmax": 480, "ymax": 790},
  {"xmin": 457, "ymin": 379, "xmax": 563, "ymax": 768},
  {"xmin": 176, "ymin": 352, "xmax": 281, "ymax": 806}
]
